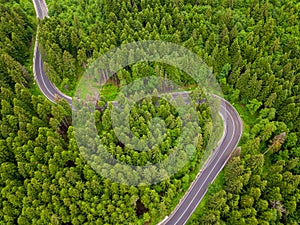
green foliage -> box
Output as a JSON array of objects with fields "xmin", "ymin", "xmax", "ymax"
[{"xmin": 1, "ymin": 0, "xmax": 300, "ymax": 224}]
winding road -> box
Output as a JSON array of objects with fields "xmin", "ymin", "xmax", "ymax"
[
  {"xmin": 163, "ymin": 98, "xmax": 242, "ymax": 225},
  {"xmin": 32, "ymin": 0, "xmax": 72, "ymax": 105},
  {"xmin": 32, "ymin": 1, "xmax": 243, "ymax": 224},
  {"xmin": 33, "ymin": 42, "xmax": 72, "ymax": 105}
]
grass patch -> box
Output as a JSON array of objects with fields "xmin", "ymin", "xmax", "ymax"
[
  {"xmin": 100, "ymin": 83, "xmax": 119, "ymax": 101},
  {"xmin": 72, "ymin": 82, "xmax": 120, "ymax": 103},
  {"xmin": 29, "ymin": 82, "xmax": 43, "ymax": 96}
]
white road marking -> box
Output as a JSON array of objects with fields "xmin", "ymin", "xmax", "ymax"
[
  {"xmin": 172, "ymin": 104, "xmax": 236, "ymax": 225},
  {"xmin": 180, "ymin": 105, "xmax": 242, "ymax": 225},
  {"xmin": 32, "ymin": 3, "xmax": 243, "ymax": 224},
  {"xmin": 38, "ymin": 52, "xmax": 56, "ymax": 102}
]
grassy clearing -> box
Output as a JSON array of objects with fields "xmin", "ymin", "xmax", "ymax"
[
  {"xmin": 100, "ymin": 83, "xmax": 120, "ymax": 101},
  {"xmin": 99, "ymin": 83, "xmax": 198, "ymax": 100},
  {"xmin": 72, "ymin": 81, "xmax": 120, "ymax": 102},
  {"xmin": 29, "ymin": 82, "xmax": 43, "ymax": 96}
]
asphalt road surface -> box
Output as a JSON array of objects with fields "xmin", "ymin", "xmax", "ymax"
[
  {"xmin": 33, "ymin": 43, "xmax": 72, "ymax": 105},
  {"xmin": 163, "ymin": 97, "xmax": 243, "ymax": 225},
  {"xmin": 32, "ymin": 0, "xmax": 72, "ymax": 106},
  {"xmin": 32, "ymin": 1, "xmax": 243, "ymax": 224},
  {"xmin": 32, "ymin": 0, "xmax": 48, "ymax": 19}
]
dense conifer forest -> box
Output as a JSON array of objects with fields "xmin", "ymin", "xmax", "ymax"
[{"xmin": 0, "ymin": 0, "xmax": 299, "ymax": 224}]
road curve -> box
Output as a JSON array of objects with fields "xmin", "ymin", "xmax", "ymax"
[
  {"xmin": 163, "ymin": 97, "xmax": 242, "ymax": 225},
  {"xmin": 32, "ymin": 0, "xmax": 48, "ymax": 19},
  {"xmin": 33, "ymin": 0, "xmax": 72, "ymax": 106},
  {"xmin": 33, "ymin": 41, "xmax": 72, "ymax": 105},
  {"xmin": 32, "ymin": 1, "xmax": 243, "ymax": 225}
]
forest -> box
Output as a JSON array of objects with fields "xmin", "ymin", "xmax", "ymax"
[{"xmin": 0, "ymin": 0, "xmax": 299, "ymax": 224}]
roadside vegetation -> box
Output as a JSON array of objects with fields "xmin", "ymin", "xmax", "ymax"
[{"xmin": 0, "ymin": 0, "xmax": 299, "ymax": 224}]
